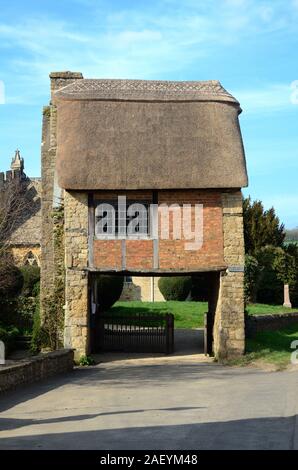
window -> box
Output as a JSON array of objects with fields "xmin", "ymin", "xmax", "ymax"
[{"xmin": 94, "ymin": 199, "xmax": 151, "ymax": 239}]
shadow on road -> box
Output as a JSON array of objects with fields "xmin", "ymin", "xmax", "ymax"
[{"xmin": 0, "ymin": 415, "xmax": 296, "ymax": 450}]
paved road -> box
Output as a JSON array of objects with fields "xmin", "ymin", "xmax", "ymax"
[{"xmin": 0, "ymin": 339, "xmax": 297, "ymax": 449}]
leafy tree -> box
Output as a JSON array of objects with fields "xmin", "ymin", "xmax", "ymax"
[
  {"xmin": 273, "ymin": 250, "xmax": 296, "ymax": 286},
  {"xmin": 244, "ymin": 255, "xmax": 261, "ymax": 303},
  {"xmin": 20, "ymin": 265, "xmax": 40, "ymax": 297},
  {"xmin": 0, "ymin": 257, "xmax": 23, "ymax": 299},
  {"xmin": 255, "ymin": 246, "xmax": 283, "ymax": 304},
  {"xmin": 243, "ymin": 197, "xmax": 285, "ymax": 255},
  {"xmin": 254, "ymin": 246, "xmax": 296, "ymax": 305}
]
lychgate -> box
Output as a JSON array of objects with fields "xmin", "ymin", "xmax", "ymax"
[{"xmin": 41, "ymin": 72, "xmax": 248, "ymax": 360}]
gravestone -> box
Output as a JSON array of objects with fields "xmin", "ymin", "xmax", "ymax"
[
  {"xmin": 283, "ymin": 284, "xmax": 292, "ymax": 308},
  {"xmin": 0, "ymin": 341, "xmax": 5, "ymax": 365}
]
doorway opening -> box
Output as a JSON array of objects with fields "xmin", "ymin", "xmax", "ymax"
[{"xmin": 88, "ymin": 271, "xmax": 220, "ymax": 357}]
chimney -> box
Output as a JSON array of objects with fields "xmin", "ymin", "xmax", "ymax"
[{"xmin": 49, "ymin": 71, "xmax": 83, "ymax": 101}]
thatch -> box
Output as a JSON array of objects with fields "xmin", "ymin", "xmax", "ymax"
[{"xmin": 54, "ymin": 79, "xmax": 248, "ymax": 190}]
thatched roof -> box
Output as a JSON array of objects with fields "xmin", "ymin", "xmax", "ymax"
[{"xmin": 54, "ymin": 78, "xmax": 248, "ymax": 190}]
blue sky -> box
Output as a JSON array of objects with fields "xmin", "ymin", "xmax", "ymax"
[{"xmin": 0, "ymin": 0, "xmax": 297, "ymax": 227}]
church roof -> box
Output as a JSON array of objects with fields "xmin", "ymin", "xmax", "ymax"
[
  {"xmin": 54, "ymin": 78, "xmax": 248, "ymax": 190},
  {"xmin": 8, "ymin": 178, "xmax": 41, "ymax": 246}
]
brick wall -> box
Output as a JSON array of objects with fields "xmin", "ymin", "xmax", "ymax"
[{"xmin": 92, "ymin": 189, "xmax": 225, "ymax": 272}]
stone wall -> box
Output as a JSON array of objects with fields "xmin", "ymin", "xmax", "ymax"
[
  {"xmin": 41, "ymin": 72, "xmax": 84, "ymax": 350},
  {"xmin": 64, "ymin": 191, "xmax": 89, "ymax": 358},
  {"xmin": 213, "ymin": 191, "xmax": 245, "ymax": 359},
  {"xmin": 246, "ymin": 313, "xmax": 298, "ymax": 337},
  {"xmin": 40, "ymin": 105, "xmax": 56, "ymax": 317},
  {"xmin": 0, "ymin": 349, "xmax": 74, "ymax": 393},
  {"xmin": 120, "ymin": 277, "xmax": 165, "ymax": 302}
]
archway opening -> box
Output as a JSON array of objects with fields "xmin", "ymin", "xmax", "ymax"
[{"xmin": 88, "ymin": 270, "xmax": 221, "ymax": 358}]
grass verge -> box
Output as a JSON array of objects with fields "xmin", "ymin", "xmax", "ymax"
[{"xmin": 225, "ymin": 325, "xmax": 298, "ymax": 370}]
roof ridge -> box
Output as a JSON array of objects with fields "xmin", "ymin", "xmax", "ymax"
[{"xmin": 54, "ymin": 78, "xmax": 239, "ymax": 104}]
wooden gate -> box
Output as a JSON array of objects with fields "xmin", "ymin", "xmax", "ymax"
[
  {"xmin": 97, "ymin": 313, "xmax": 174, "ymax": 354},
  {"xmin": 204, "ymin": 311, "xmax": 213, "ymax": 356}
]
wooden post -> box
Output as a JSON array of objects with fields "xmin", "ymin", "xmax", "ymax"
[
  {"xmin": 166, "ymin": 314, "xmax": 174, "ymax": 354},
  {"xmin": 204, "ymin": 311, "xmax": 213, "ymax": 356},
  {"xmin": 204, "ymin": 312, "xmax": 208, "ymax": 356}
]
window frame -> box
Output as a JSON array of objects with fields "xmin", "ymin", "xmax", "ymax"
[{"xmin": 94, "ymin": 198, "xmax": 152, "ymax": 240}]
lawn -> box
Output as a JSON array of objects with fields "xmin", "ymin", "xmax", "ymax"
[
  {"xmin": 230, "ymin": 325, "xmax": 298, "ymax": 369},
  {"xmin": 108, "ymin": 301, "xmax": 295, "ymax": 329},
  {"xmin": 246, "ymin": 303, "xmax": 295, "ymax": 315},
  {"xmin": 108, "ymin": 301, "xmax": 208, "ymax": 328}
]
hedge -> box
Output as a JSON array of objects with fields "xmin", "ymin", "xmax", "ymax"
[
  {"xmin": 158, "ymin": 276, "xmax": 192, "ymax": 301},
  {"xmin": 96, "ymin": 275, "xmax": 124, "ymax": 311}
]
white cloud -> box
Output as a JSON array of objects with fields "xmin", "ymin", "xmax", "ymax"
[
  {"xmin": 233, "ymin": 84, "xmax": 295, "ymax": 114},
  {"xmin": 0, "ymin": 1, "xmax": 297, "ymax": 104}
]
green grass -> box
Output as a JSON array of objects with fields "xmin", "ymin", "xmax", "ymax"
[
  {"xmin": 246, "ymin": 303, "xmax": 295, "ymax": 315},
  {"xmin": 109, "ymin": 301, "xmax": 295, "ymax": 329},
  {"xmin": 108, "ymin": 301, "xmax": 208, "ymax": 328},
  {"xmin": 227, "ymin": 325, "xmax": 298, "ymax": 369}
]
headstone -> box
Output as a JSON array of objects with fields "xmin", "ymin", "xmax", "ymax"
[
  {"xmin": 0, "ymin": 341, "xmax": 5, "ymax": 365},
  {"xmin": 283, "ymin": 284, "xmax": 292, "ymax": 308}
]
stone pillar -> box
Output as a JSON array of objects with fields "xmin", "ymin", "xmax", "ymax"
[
  {"xmin": 64, "ymin": 191, "xmax": 89, "ymax": 359},
  {"xmin": 40, "ymin": 72, "xmax": 83, "ymax": 337},
  {"xmin": 213, "ymin": 191, "xmax": 245, "ymax": 359}
]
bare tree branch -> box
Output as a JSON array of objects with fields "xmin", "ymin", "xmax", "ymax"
[{"xmin": 0, "ymin": 178, "xmax": 32, "ymax": 256}]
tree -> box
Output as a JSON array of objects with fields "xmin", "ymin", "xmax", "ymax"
[
  {"xmin": 0, "ymin": 178, "xmax": 32, "ymax": 256},
  {"xmin": 243, "ymin": 197, "xmax": 285, "ymax": 255},
  {"xmin": 0, "ymin": 178, "xmax": 32, "ymax": 300},
  {"xmin": 0, "ymin": 257, "xmax": 23, "ymax": 299},
  {"xmin": 244, "ymin": 255, "xmax": 261, "ymax": 303}
]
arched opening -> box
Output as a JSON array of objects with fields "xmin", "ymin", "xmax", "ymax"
[{"xmin": 23, "ymin": 251, "xmax": 39, "ymax": 266}]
